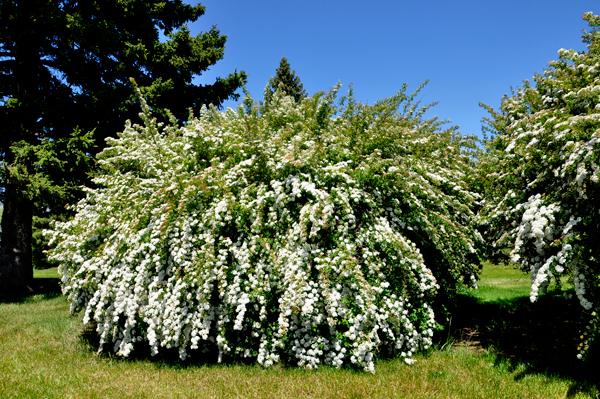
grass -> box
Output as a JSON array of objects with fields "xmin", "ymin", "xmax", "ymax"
[
  {"xmin": 0, "ymin": 265, "xmax": 598, "ymax": 398},
  {"xmin": 469, "ymin": 261, "xmax": 532, "ymax": 302},
  {"xmin": 32, "ymin": 267, "xmax": 59, "ymax": 279},
  {"xmin": 470, "ymin": 261, "xmax": 573, "ymax": 302}
]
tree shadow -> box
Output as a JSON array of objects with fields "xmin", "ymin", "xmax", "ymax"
[
  {"xmin": 442, "ymin": 291, "xmax": 600, "ymax": 397},
  {"xmin": 0, "ymin": 276, "xmax": 62, "ymax": 303}
]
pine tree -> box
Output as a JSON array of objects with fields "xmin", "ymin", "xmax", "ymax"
[
  {"xmin": 263, "ymin": 56, "xmax": 307, "ymax": 106},
  {"xmin": 0, "ymin": 0, "xmax": 247, "ymax": 293}
]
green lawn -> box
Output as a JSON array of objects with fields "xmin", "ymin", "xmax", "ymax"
[
  {"xmin": 469, "ymin": 261, "xmax": 532, "ymax": 302},
  {"xmin": 0, "ymin": 265, "xmax": 597, "ymax": 398},
  {"xmin": 470, "ymin": 261, "xmax": 572, "ymax": 303},
  {"xmin": 33, "ymin": 267, "xmax": 59, "ymax": 279}
]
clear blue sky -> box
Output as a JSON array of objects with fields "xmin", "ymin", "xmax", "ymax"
[{"xmin": 188, "ymin": 1, "xmax": 597, "ymax": 138}]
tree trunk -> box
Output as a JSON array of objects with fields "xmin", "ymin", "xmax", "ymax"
[{"xmin": 0, "ymin": 184, "xmax": 33, "ymax": 294}]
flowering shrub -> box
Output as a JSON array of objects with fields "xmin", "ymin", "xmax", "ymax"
[
  {"xmin": 47, "ymin": 82, "xmax": 481, "ymax": 372},
  {"xmin": 478, "ymin": 13, "xmax": 600, "ymax": 358}
]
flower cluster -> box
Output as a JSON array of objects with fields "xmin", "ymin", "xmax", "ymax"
[
  {"xmin": 47, "ymin": 82, "xmax": 481, "ymax": 372},
  {"xmin": 478, "ymin": 12, "xmax": 600, "ymax": 357}
]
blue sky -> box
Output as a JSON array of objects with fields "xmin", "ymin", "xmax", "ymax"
[{"xmin": 189, "ymin": 1, "xmax": 597, "ymax": 138}]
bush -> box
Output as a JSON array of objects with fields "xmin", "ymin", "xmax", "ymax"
[
  {"xmin": 478, "ymin": 13, "xmax": 600, "ymax": 359},
  {"xmin": 47, "ymin": 82, "xmax": 482, "ymax": 372}
]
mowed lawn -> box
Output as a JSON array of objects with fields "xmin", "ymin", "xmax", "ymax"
[{"xmin": 0, "ymin": 265, "xmax": 598, "ymax": 399}]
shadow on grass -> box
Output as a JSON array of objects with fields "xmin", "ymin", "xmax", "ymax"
[
  {"xmin": 79, "ymin": 321, "xmax": 258, "ymax": 370},
  {"xmin": 0, "ymin": 276, "xmax": 62, "ymax": 304},
  {"xmin": 442, "ymin": 291, "xmax": 600, "ymax": 397}
]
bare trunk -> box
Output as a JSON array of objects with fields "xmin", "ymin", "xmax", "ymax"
[{"xmin": 0, "ymin": 184, "xmax": 33, "ymax": 294}]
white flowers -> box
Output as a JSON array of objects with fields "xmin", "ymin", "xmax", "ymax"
[
  {"xmin": 511, "ymin": 194, "xmax": 559, "ymax": 262},
  {"xmin": 47, "ymin": 82, "xmax": 481, "ymax": 372},
  {"xmin": 479, "ymin": 12, "xmax": 600, "ymax": 360}
]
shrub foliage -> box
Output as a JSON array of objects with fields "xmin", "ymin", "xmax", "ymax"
[
  {"xmin": 478, "ymin": 13, "xmax": 600, "ymax": 358},
  {"xmin": 48, "ymin": 83, "xmax": 481, "ymax": 372}
]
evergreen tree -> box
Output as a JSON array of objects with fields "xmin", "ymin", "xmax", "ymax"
[
  {"xmin": 263, "ymin": 56, "xmax": 307, "ymax": 106},
  {"xmin": 0, "ymin": 0, "xmax": 247, "ymax": 293}
]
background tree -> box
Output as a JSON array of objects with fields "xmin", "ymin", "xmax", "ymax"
[
  {"xmin": 263, "ymin": 56, "xmax": 307, "ymax": 106},
  {"xmin": 0, "ymin": 0, "xmax": 247, "ymax": 293},
  {"xmin": 478, "ymin": 12, "xmax": 600, "ymax": 360}
]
